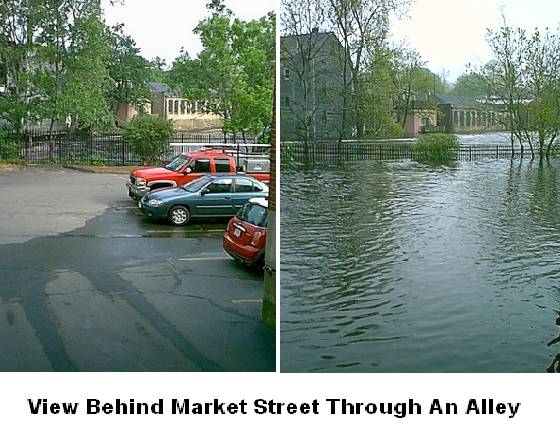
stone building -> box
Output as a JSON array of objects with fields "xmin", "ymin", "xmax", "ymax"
[
  {"xmin": 280, "ymin": 30, "xmax": 351, "ymax": 141},
  {"xmin": 148, "ymin": 82, "xmax": 222, "ymax": 130},
  {"xmin": 433, "ymin": 94, "xmax": 505, "ymax": 134},
  {"xmin": 113, "ymin": 82, "xmax": 223, "ymax": 130}
]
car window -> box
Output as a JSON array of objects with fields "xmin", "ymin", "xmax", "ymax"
[
  {"xmin": 252, "ymin": 181, "xmax": 264, "ymax": 192},
  {"xmin": 206, "ymin": 178, "xmax": 232, "ymax": 193},
  {"xmin": 215, "ymin": 158, "xmax": 231, "ymax": 172},
  {"xmin": 165, "ymin": 154, "xmax": 189, "ymax": 172},
  {"xmin": 234, "ymin": 178, "xmax": 254, "ymax": 193},
  {"xmin": 238, "ymin": 203, "xmax": 267, "ymax": 227},
  {"xmin": 193, "ymin": 159, "xmax": 211, "ymax": 173},
  {"xmin": 183, "ymin": 175, "xmax": 214, "ymax": 192}
]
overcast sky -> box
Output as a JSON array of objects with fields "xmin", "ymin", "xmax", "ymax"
[
  {"xmin": 391, "ymin": 0, "xmax": 560, "ymax": 83},
  {"xmin": 102, "ymin": 0, "xmax": 275, "ymax": 67}
]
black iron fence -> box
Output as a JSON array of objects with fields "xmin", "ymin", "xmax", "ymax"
[
  {"xmin": 0, "ymin": 129, "xmax": 260, "ymax": 165},
  {"xmin": 281, "ymin": 142, "xmax": 535, "ymax": 162}
]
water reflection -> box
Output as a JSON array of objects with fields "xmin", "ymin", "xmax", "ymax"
[{"xmin": 281, "ymin": 158, "xmax": 560, "ymax": 372}]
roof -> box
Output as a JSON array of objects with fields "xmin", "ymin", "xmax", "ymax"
[
  {"xmin": 433, "ymin": 93, "xmax": 477, "ymax": 109},
  {"xmin": 147, "ymin": 82, "xmax": 181, "ymax": 97}
]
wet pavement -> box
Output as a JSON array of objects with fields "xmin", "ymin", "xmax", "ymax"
[{"xmin": 0, "ymin": 167, "xmax": 274, "ymax": 371}]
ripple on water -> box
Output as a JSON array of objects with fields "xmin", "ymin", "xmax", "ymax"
[{"xmin": 281, "ymin": 159, "xmax": 560, "ymax": 372}]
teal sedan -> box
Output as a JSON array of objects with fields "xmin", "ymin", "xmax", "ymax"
[{"xmin": 139, "ymin": 174, "xmax": 269, "ymax": 226}]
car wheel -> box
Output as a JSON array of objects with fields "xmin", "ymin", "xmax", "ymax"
[{"xmin": 168, "ymin": 205, "xmax": 190, "ymax": 226}]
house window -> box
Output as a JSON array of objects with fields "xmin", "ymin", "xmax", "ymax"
[
  {"xmin": 454, "ymin": 111, "xmax": 459, "ymax": 125},
  {"xmin": 284, "ymin": 68, "xmax": 290, "ymax": 80},
  {"xmin": 168, "ymin": 99, "xmax": 173, "ymax": 114},
  {"xmin": 180, "ymin": 100, "xmax": 186, "ymax": 115},
  {"xmin": 174, "ymin": 100, "xmax": 179, "ymax": 114},
  {"xmin": 466, "ymin": 111, "xmax": 471, "ymax": 127},
  {"xmin": 459, "ymin": 111, "xmax": 465, "ymax": 127}
]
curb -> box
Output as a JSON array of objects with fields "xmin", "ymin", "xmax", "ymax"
[
  {"xmin": 63, "ymin": 165, "xmax": 96, "ymax": 173},
  {"xmin": 62, "ymin": 165, "xmax": 131, "ymax": 174}
]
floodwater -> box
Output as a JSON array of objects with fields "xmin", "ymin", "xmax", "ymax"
[{"xmin": 281, "ymin": 158, "xmax": 560, "ymax": 372}]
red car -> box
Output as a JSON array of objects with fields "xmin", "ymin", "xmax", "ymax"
[{"xmin": 223, "ymin": 198, "xmax": 268, "ymax": 268}]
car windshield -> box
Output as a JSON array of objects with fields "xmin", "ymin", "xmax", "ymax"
[
  {"xmin": 237, "ymin": 202, "xmax": 267, "ymax": 227},
  {"xmin": 183, "ymin": 175, "xmax": 214, "ymax": 192},
  {"xmin": 165, "ymin": 155, "xmax": 190, "ymax": 171}
]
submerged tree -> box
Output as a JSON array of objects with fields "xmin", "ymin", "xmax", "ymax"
[
  {"xmin": 322, "ymin": 0, "xmax": 411, "ymax": 140},
  {"xmin": 476, "ymin": 15, "xmax": 560, "ymax": 159}
]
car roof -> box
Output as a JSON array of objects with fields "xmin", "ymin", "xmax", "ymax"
[
  {"xmin": 207, "ymin": 173, "xmax": 268, "ymax": 182},
  {"xmin": 183, "ymin": 149, "xmax": 232, "ymax": 157},
  {"xmin": 248, "ymin": 197, "xmax": 268, "ymax": 208}
]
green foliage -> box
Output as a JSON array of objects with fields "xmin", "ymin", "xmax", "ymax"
[
  {"xmin": 106, "ymin": 24, "xmax": 151, "ymax": 107},
  {"xmin": 58, "ymin": 11, "xmax": 115, "ymax": 131},
  {"xmin": 478, "ymin": 21, "xmax": 560, "ymax": 156},
  {"xmin": 413, "ymin": 134, "xmax": 459, "ymax": 161},
  {"xmin": 89, "ymin": 154, "xmax": 106, "ymax": 166},
  {"xmin": 1, "ymin": 1, "xmax": 149, "ymax": 133},
  {"xmin": 168, "ymin": 4, "xmax": 275, "ymax": 140},
  {"xmin": 123, "ymin": 115, "xmax": 174, "ymax": 164},
  {"xmin": 0, "ymin": 139, "xmax": 20, "ymax": 163},
  {"xmin": 450, "ymin": 72, "xmax": 488, "ymax": 98},
  {"xmin": 149, "ymin": 57, "xmax": 170, "ymax": 84}
]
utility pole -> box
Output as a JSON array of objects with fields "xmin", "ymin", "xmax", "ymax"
[{"xmin": 262, "ymin": 83, "xmax": 276, "ymax": 329}]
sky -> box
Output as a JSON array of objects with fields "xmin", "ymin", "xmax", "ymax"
[
  {"xmin": 102, "ymin": 0, "xmax": 275, "ymax": 67},
  {"xmin": 391, "ymin": 0, "xmax": 560, "ymax": 83}
]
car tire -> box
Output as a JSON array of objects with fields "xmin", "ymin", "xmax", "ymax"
[{"xmin": 168, "ymin": 205, "xmax": 190, "ymax": 226}]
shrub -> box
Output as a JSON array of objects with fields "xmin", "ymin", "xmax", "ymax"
[
  {"xmin": 0, "ymin": 129, "xmax": 20, "ymax": 163},
  {"xmin": 413, "ymin": 133, "xmax": 459, "ymax": 161},
  {"xmin": 123, "ymin": 115, "xmax": 174, "ymax": 164}
]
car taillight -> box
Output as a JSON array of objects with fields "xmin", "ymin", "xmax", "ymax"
[
  {"xmin": 227, "ymin": 219, "xmax": 233, "ymax": 232},
  {"xmin": 250, "ymin": 231, "xmax": 262, "ymax": 246}
]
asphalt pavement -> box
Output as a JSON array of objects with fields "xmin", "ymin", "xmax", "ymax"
[{"xmin": 0, "ymin": 166, "xmax": 274, "ymax": 371}]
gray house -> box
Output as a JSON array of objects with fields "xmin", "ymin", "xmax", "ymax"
[{"xmin": 280, "ymin": 30, "xmax": 351, "ymax": 142}]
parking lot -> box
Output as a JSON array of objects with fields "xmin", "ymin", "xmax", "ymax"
[{"xmin": 0, "ymin": 166, "xmax": 274, "ymax": 371}]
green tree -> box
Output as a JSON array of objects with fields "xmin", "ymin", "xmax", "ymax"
[
  {"xmin": 322, "ymin": 0, "xmax": 412, "ymax": 139},
  {"xmin": 169, "ymin": 1, "xmax": 275, "ymax": 141},
  {"xmin": 106, "ymin": 24, "xmax": 151, "ymax": 108},
  {"xmin": 58, "ymin": 6, "xmax": 114, "ymax": 131},
  {"xmin": 477, "ymin": 17, "xmax": 560, "ymax": 158},
  {"xmin": 450, "ymin": 72, "xmax": 488, "ymax": 98},
  {"xmin": 0, "ymin": 0, "xmax": 42, "ymax": 132},
  {"xmin": 391, "ymin": 48, "xmax": 441, "ymax": 132},
  {"xmin": 149, "ymin": 56, "xmax": 169, "ymax": 84},
  {"xmin": 1, "ymin": 0, "xmax": 148, "ymax": 134},
  {"xmin": 123, "ymin": 114, "xmax": 174, "ymax": 164}
]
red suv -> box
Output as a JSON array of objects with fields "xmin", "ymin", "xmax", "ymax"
[{"xmin": 223, "ymin": 198, "xmax": 268, "ymax": 268}]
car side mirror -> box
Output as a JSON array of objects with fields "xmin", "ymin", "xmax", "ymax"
[
  {"xmin": 184, "ymin": 167, "xmax": 192, "ymax": 174},
  {"xmin": 201, "ymin": 188, "xmax": 210, "ymax": 195}
]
